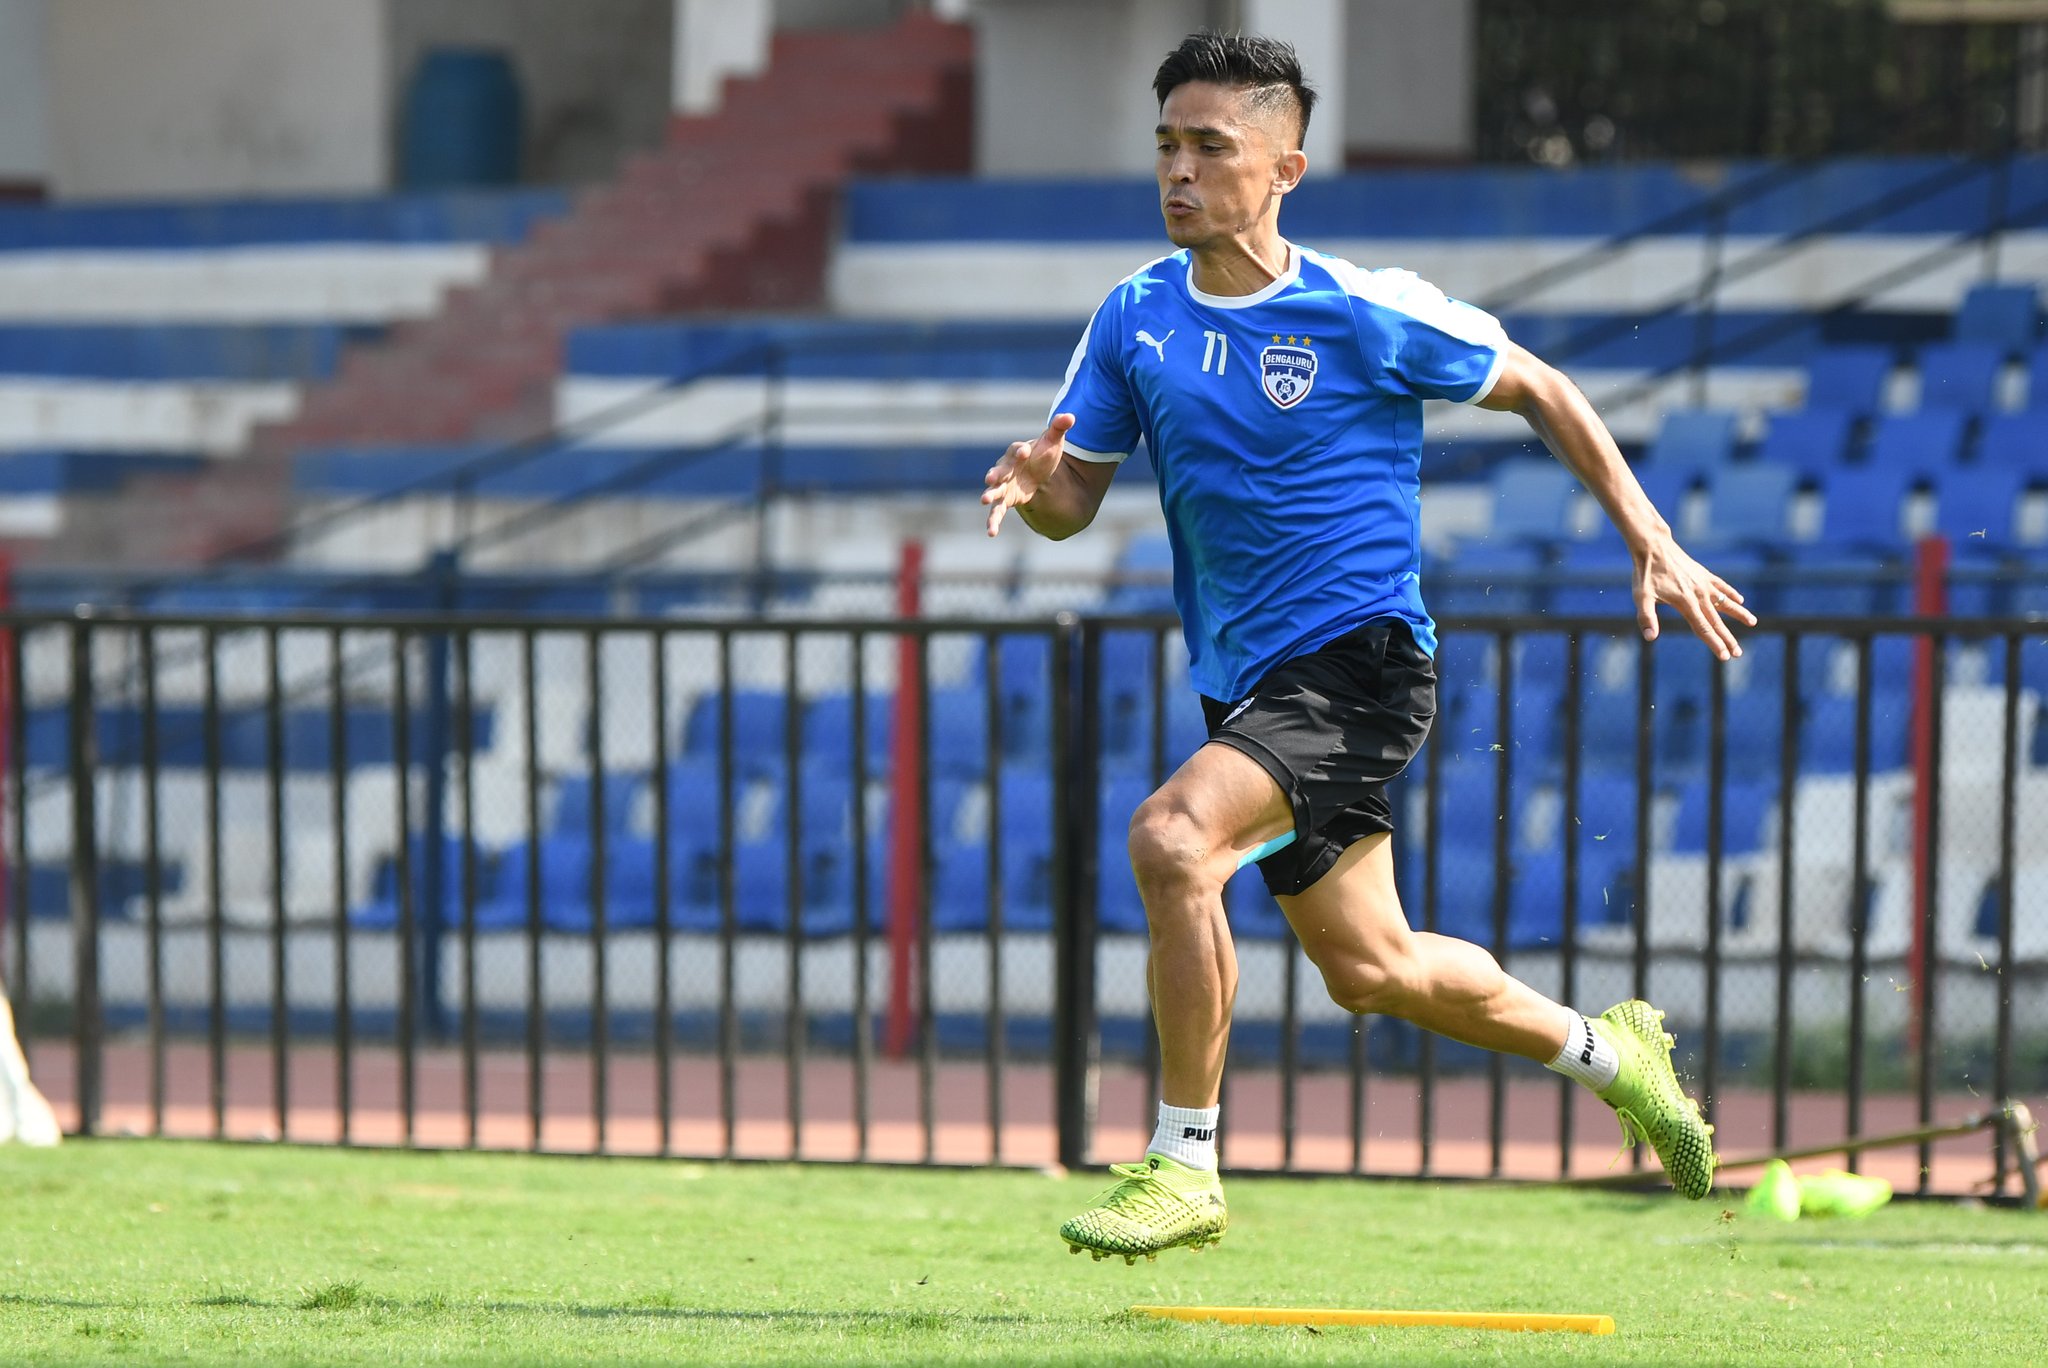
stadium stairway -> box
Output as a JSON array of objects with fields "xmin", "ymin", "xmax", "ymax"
[{"xmin": 62, "ymin": 11, "xmax": 973, "ymax": 567}]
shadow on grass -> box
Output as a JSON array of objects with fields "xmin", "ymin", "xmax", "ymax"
[{"xmin": 3, "ymin": 1289, "xmax": 1074, "ymax": 1335}]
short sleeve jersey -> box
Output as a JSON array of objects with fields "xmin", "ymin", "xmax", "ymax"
[{"xmin": 1051, "ymin": 243, "xmax": 1507, "ymax": 703}]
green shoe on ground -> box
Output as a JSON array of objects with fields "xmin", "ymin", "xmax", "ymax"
[
  {"xmin": 1744, "ymin": 1158, "xmax": 1803, "ymax": 1221},
  {"xmin": 1593, "ymin": 999, "xmax": 1718, "ymax": 1200},
  {"xmin": 1797, "ymin": 1168, "xmax": 1892, "ymax": 1218},
  {"xmin": 1059, "ymin": 1153, "xmax": 1228, "ymax": 1264}
]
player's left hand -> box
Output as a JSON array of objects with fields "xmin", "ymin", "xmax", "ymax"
[{"xmin": 1634, "ymin": 536, "xmax": 1757, "ymax": 662}]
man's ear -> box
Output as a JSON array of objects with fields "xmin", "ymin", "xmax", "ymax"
[{"xmin": 1274, "ymin": 147, "xmax": 1308, "ymax": 195}]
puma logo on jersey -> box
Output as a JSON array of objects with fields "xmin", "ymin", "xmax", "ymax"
[
  {"xmin": 1222, "ymin": 696, "xmax": 1255, "ymax": 726},
  {"xmin": 1136, "ymin": 328, "xmax": 1175, "ymax": 361}
]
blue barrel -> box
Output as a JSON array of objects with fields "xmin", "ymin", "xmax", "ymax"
[{"xmin": 399, "ymin": 47, "xmax": 524, "ymax": 189}]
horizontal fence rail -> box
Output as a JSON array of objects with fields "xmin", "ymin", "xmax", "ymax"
[{"xmin": 1, "ymin": 607, "xmax": 2042, "ymax": 1201}]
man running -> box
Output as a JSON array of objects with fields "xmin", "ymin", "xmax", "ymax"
[{"xmin": 981, "ymin": 31, "xmax": 1750, "ymax": 1263}]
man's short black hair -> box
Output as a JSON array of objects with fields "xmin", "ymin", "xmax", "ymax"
[{"xmin": 1153, "ymin": 30, "xmax": 1317, "ymax": 148}]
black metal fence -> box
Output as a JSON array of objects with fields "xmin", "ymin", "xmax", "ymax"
[{"xmin": 4, "ymin": 607, "xmax": 2043, "ymax": 1199}]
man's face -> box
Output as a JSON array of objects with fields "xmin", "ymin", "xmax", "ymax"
[{"xmin": 1155, "ymin": 81, "xmax": 1295, "ymax": 249}]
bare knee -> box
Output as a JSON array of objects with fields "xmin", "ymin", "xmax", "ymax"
[{"xmin": 1127, "ymin": 797, "xmax": 1230, "ymax": 904}]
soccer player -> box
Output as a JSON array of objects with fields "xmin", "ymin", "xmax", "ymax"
[{"xmin": 981, "ymin": 31, "xmax": 1751, "ymax": 1264}]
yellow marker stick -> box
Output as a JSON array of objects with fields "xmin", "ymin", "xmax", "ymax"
[{"xmin": 1129, "ymin": 1305, "xmax": 1615, "ymax": 1335}]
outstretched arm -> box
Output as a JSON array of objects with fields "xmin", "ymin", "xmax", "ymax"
[
  {"xmin": 981, "ymin": 412, "xmax": 1120, "ymax": 541},
  {"xmin": 1479, "ymin": 343, "xmax": 1758, "ymax": 660}
]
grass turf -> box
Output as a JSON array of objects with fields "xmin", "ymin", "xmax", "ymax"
[{"xmin": 0, "ymin": 1140, "xmax": 2042, "ymax": 1365}]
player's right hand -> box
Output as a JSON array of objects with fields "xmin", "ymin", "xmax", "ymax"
[{"xmin": 982, "ymin": 413, "xmax": 1075, "ymax": 537}]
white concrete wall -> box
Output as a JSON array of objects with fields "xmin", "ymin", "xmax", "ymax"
[
  {"xmin": 973, "ymin": 0, "xmax": 1212, "ymax": 176},
  {"xmin": 1344, "ymin": 0, "xmax": 1475, "ymax": 160},
  {"xmin": 388, "ymin": 0, "xmax": 673, "ymax": 185},
  {"xmin": 672, "ymin": 0, "xmax": 772, "ymax": 114},
  {"xmin": 0, "ymin": 0, "xmax": 51, "ymax": 187},
  {"xmin": 45, "ymin": 0, "xmax": 391, "ymax": 198},
  {"xmin": 1241, "ymin": 0, "xmax": 1344, "ymax": 174}
]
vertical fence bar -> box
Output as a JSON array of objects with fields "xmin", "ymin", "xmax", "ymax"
[
  {"xmin": 1704, "ymin": 658, "xmax": 1727, "ymax": 1126},
  {"xmin": 916, "ymin": 634, "xmax": 936, "ymax": 1165},
  {"xmin": 420, "ymin": 618, "xmax": 449, "ymax": 1043},
  {"xmin": 1630, "ymin": 634, "xmax": 1654, "ymax": 1170},
  {"xmin": 850, "ymin": 628, "xmax": 873, "ymax": 1162},
  {"xmin": 66, "ymin": 621, "xmax": 101, "ymax": 1137},
  {"xmin": 585, "ymin": 628, "xmax": 609, "ymax": 1153},
  {"xmin": 455, "ymin": 629, "xmax": 478, "ymax": 1149},
  {"xmin": 1418, "ymin": 666, "xmax": 1444, "ymax": 1178},
  {"xmin": 1488, "ymin": 627, "xmax": 1512, "ymax": 1177},
  {"xmin": 1143, "ymin": 629, "xmax": 1166, "ymax": 1139},
  {"xmin": 141, "ymin": 624, "xmax": 165, "ymax": 1136},
  {"xmin": 1772, "ymin": 631, "xmax": 1802, "ymax": 1149},
  {"xmin": 203, "ymin": 626, "xmax": 225, "ymax": 1139},
  {"xmin": 652, "ymin": 630, "xmax": 674, "ymax": 1157},
  {"xmin": 7, "ymin": 622, "xmax": 26, "ymax": 1022},
  {"xmin": 1846, "ymin": 637, "xmax": 1874, "ymax": 1169},
  {"xmin": 1558, "ymin": 632, "xmax": 1583, "ymax": 1177},
  {"xmin": 327, "ymin": 627, "xmax": 352, "ymax": 1145},
  {"xmin": 1053, "ymin": 616, "xmax": 1096, "ymax": 1170},
  {"xmin": 264, "ymin": 626, "xmax": 288, "ymax": 1140},
  {"xmin": 784, "ymin": 629, "xmax": 805, "ymax": 1160},
  {"xmin": 393, "ymin": 630, "xmax": 417, "ymax": 1146},
  {"xmin": 1280, "ymin": 895, "xmax": 1300, "ymax": 1170},
  {"xmin": 1992, "ymin": 632, "xmax": 2020, "ymax": 1191},
  {"xmin": 984, "ymin": 629, "xmax": 1006, "ymax": 1165},
  {"xmin": 522, "ymin": 631, "xmax": 544, "ymax": 1151},
  {"xmin": 717, "ymin": 629, "xmax": 737, "ymax": 1158},
  {"xmin": 1915, "ymin": 635, "xmax": 1944, "ymax": 1195}
]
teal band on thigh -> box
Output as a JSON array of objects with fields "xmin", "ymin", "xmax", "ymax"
[{"xmin": 1237, "ymin": 830, "xmax": 1297, "ymax": 869}]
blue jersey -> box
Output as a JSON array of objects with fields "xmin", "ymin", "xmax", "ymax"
[{"xmin": 1052, "ymin": 244, "xmax": 1507, "ymax": 702}]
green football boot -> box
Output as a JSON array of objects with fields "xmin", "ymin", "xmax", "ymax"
[
  {"xmin": 1593, "ymin": 999, "xmax": 1718, "ymax": 1200},
  {"xmin": 1059, "ymin": 1153, "xmax": 1228, "ymax": 1264}
]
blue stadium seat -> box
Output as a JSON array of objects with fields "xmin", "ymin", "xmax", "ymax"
[
  {"xmin": 927, "ymin": 686, "xmax": 992, "ymax": 777},
  {"xmin": 1862, "ymin": 411, "xmax": 1967, "ymax": 478},
  {"xmin": 1646, "ymin": 410, "xmax": 1740, "ymax": 477},
  {"xmin": 1510, "ymin": 844, "xmax": 1636, "ymax": 943},
  {"xmin": 1671, "ymin": 778, "xmax": 1774, "ymax": 854},
  {"xmin": 1700, "ymin": 462, "xmax": 1800, "ymax": 545},
  {"xmin": 1225, "ymin": 865, "xmax": 1291, "ymax": 940},
  {"xmin": 1975, "ymin": 413, "xmax": 2048, "ymax": 479},
  {"xmin": 801, "ymin": 694, "xmax": 892, "ymax": 774},
  {"xmin": 682, "ymin": 691, "xmax": 789, "ymax": 771},
  {"xmin": 1434, "ymin": 540, "xmax": 1545, "ymax": 615},
  {"xmin": 1915, "ymin": 341, "xmax": 2003, "ymax": 415},
  {"xmin": 1955, "ymin": 284, "xmax": 2040, "ymax": 352},
  {"xmin": 1488, "ymin": 458, "xmax": 1580, "ymax": 542},
  {"xmin": 1108, "ymin": 535, "xmax": 1174, "ymax": 611},
  {"xmin": 1816, "ymin": 466, "xmax": 1914, "ymax": 550},
  {"xmin": 1804, "ymin": 346, "xmax": 1893, "ymax": 416},
  {"xmin": 1935, "ymin": 465, "xmax": 2029, "ymax": 549},
  {"xmin": 992, "ymin": 633, "xmax": 1056, "ymax": 762},
  {"xmin": 1800, "ymin": 692, "xmax": 1911, "ymax": 773},
  {"xmin": 1550, "ymin": 540, "xmax": 1636, "ymax": 614},
  {"xmin": 550, "ymin": 772, "xmax": 646, "ymax": 837},
  {"xmin": 1755, "ymin": 409, "xmax": 1855, "ymax": 480},
  {"xmin": 2027, "ymin": 344, "xmax": 2048, "ymax": 411}
]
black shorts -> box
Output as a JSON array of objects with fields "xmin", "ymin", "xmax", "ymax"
[{"xmin": 1199, "ymin": 618, "xmax": 1437, "ymax": 897}]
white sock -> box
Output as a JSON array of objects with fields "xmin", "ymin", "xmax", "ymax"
[
  {"xmin": 1545, "ymin": 1014, "xmax": 1620, "ymax": 1093},
  {"xmin": 1148, "ymin": 1102, "xmax": 1220, "ymax": 1171}
]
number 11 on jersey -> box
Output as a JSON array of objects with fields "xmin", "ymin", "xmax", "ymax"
[{"xmin": 1201, "ymin": 329, "xmax": 1229, "ymax": 374}]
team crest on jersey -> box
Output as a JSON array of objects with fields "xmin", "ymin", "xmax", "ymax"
[{"xmin": 1259, "ymin": 339, "xmax": 1317, "ymax": 409}]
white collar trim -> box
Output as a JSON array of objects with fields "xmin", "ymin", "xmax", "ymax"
[{"xmin": 1184, "ymin": 243, "xmax": 1299, "ymax": 309}]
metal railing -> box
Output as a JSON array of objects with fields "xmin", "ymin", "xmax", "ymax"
[{"xmin": 3, "ymin": 607, "xmax": 2043, "ymax": 1200}]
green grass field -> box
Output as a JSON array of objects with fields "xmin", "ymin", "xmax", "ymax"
[{"xmin": 0, "ymin": 1141, "xmax": 2041, "ymax": 1365}]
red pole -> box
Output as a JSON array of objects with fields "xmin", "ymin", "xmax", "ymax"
[
  {"xmin": 884, "ymin": 540, "xmax": 925, "ymax": 1059},
  {"xmin": 1908, "ymin": 534, "xmax": 1948, "ymax": 1055}
]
